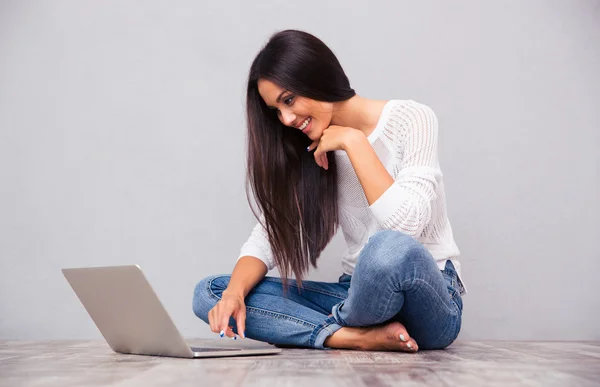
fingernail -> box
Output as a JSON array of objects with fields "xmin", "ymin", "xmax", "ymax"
[
  {"xmin": 219, "ymin": 330, "xmax": 224, "ymax": 337},
  {"xmin": 306, "ymin": 146, "xmax": 310, "ymax": 151},
  {"xmin": 400, "ymin": 334, "xmax": 407, "ymax": 342},
  {"xmin": 407, "ymin": 342, "xmax": 412, "ymax": 348}
]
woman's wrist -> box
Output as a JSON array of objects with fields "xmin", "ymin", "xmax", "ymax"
[
  {"xmin": 222, "ymin": 288, "xmax": 245, "ymax": 300},
  {"xmin": 342, "ymin": 128, "xmax": 367, "ymax": 152}
]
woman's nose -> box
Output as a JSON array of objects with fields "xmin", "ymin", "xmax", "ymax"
[{"xmin": 281, "ymin": 111, "xmax": 296, "ymax": 127}]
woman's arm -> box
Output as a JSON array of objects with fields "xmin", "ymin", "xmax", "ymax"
[
  {"xmin": 344, "ymin": 102, "xmax": 442, "ymax": 237},
  {"xmin": 343, "ymin": 131, "xmax": 394, "ymax": 206},
  {"xmin": 223, "ymin": 256, "xmax": 268, "ymax": 299},
  {"xmin": 209, "ymin": 256, "xmax": 267, "ymax": 339}
]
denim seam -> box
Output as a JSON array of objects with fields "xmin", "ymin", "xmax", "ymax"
[
  {"xmin": 311, "ymin": 324, "xmax": 332, "ymax": 347},
  {"xmin": 360, "ymin": 276, "xmax": 418, "ymax": 324},
  {"xmin": 442, "ymin": 273, "xmax": 458, "ymax": 297},
  {"xmin": 259, "ymin": 277, "xmax": 348, "ymax": 299},
  {"xmin": 452, "ymin": 313, "xmax": 462, "ymax": 339},
  {"xmin": 245, "ymin": 306, "xmax": 318, "ymax": 328},
  {"xmin": 442, "ymin": 271, "xmax": 462, "ymax": 312},
  {"xmin": 342, "ymin": 276, "xmax": 418, "ymax": 325},
  {"xmin": 407, "ymin": 276, "xmax": 461, "ymax": 346},
  {"xmin": 206, "ymin": 276, "xmax": 229, "ymax": 302},
  {"xmin": 377, "ymin": 283, "xmax": 401, "ymax": 324},
  {"xmin": 445, "ymin": 266, "xmax": 466, "ymax": 295},
  {"xmin": 206, "ymin": 276, "xmax": 319, "ymax": 329},
  {"xmin": 309, "ymin": 316, "xmax": 340, "ymax": 348},
  {"xmin": 331, "ymin": 302, "xmax": 347, "ymax": 326},
  {"xmin": 405, "ymin": 278, "xmax": 459, "ymax": 315},
  {"xmin": 314, "ymin": 326, "xmax": 337, "ymax": 349},
  {"xmin": 433, "ymin": 309, "xmax": 461, "ymax": 347},
  {"xmin": 206, "ymin": 275, "xmax": 347, "ymax": 302}
]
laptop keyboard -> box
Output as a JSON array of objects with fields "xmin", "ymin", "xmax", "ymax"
[{"xmin": 190, "ymin": 346, "xmax": 243, "ymax": 353}]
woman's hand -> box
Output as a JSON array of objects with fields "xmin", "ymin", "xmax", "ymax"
[
  {"xmin": 307, "ymin": 125, "xmax": 362, "ymax": 170},
  {"xmin": 207, "ymin": 291, "xmax": 246, "ymax": 339}
]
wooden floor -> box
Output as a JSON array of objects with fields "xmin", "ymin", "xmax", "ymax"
[{"xmin": 1, "ymin": 340, "xmax": 599, "ymax": 386}]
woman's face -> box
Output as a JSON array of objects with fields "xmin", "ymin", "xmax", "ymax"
[{"xmin": 257, "ymin": 79, "xmax": 333, "ymax": 140}]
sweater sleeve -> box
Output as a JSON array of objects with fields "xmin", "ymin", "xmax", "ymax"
[
  {"xmin": 237, "ymin": 212, "xmax": 277, "ymax": 271},
  {"xmin": 368, "ymin": 101, "xmax": 443, "ymax": 237}
]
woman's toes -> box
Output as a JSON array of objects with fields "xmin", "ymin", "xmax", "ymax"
[
  {"xmin": 390, "ymin": 323, "xmax": 410, "ymax": 342},
  {"xmin": 406, "ymin": 339, "xmax": 419, "ymax": 351},
  {"xmin": 389, "ymin": 323, "xmax": 418, "ymax": 352}
]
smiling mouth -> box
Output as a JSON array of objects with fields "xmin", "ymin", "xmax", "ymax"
[
  {"xmin": 297, "ymin": 117, "xmax": 312, "ymax": 131},
  {"xmin": 298, "ymin": 117, "xmax": 313, "ymax": 134}
]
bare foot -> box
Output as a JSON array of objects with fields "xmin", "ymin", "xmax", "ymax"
[
  {"xmin": 324, "ymin": 321, "xmax": 419, "ymax": 352},
  {"xmin": 360, "ymin": 321, "xmax": 419, "ymax": 352}
]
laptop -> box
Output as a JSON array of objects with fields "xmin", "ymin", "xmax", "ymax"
[{"xmin": 62, "ymin": 265, "xmax": 282, "ymax": 358}]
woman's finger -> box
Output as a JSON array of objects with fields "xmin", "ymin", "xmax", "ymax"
[
  {"xmin": 316, "ymin": 152, "xmax": 325, "ymax": 169},
  {"xmin": 218, "ymin": 310, "xmax": 233, "ymax": 338},
  {"xmin": 307, "ymin": 140, "xmax": 319, "ymax": 152},
  {"xmin": 235, "ymin": 310, "xmax": 246, "ymax": 339},
  {"xmin": 208, "ymin": 309, "xmax": 217, "ymax": 333},
  {"xmin": 224, "ymin": 325, "xmax": 237, "ymax": 339}
]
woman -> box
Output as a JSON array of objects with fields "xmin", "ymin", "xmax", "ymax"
[{"xmin": 193, "ymin": 29, "xmax": 467, "ymax": 352}]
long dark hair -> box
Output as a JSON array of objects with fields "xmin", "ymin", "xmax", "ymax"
[{"xmin": 245, "ymin": 29, "xmax": 356, "ymax": 292}]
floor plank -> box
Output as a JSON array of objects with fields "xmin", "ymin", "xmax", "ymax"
[{"xmin": 0, "ymin": 340, "xmax": 598, "ymax": 387}]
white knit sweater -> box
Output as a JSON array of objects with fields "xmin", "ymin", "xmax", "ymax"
[{"xmin": 238, "ymin": 100, "xmax": 467, "ymax": 295}]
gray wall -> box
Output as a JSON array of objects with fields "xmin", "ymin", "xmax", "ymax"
[{"xmin": 1, "ymin": 0, "xmax": 598, "ymax": 341}]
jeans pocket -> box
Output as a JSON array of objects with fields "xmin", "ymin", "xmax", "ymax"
[
  {"xmin": 338, "ymin": 273, "xmax": 352, "ymax": 283},
  {"xmin": 442, "ymin": 271, "xmax": 463, "ymax": 314},
  {"xmin": 452, "ymin": 290, "xmax": 463, "ymax": 313}
]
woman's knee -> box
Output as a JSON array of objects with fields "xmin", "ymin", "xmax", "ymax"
[
  {"xmin": 358, "ymin": 230, "xmax": 431, "ymax": 275},
  {"xmin": 192, "ymin": 275, "xmax": 230, "ymax": 322}
]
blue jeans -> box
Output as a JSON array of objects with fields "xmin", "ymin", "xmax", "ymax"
[{"xmin": 193, "ymin": 230, "xmax": 463, "ymax": 350}]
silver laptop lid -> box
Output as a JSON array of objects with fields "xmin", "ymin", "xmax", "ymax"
[{"xmin": 62, "ymin": 265, "xmax": 195, "ymax": 358}]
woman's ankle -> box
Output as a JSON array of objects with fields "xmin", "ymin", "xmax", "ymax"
[{"xmin": 323, "ymin": 326, "xmax": 367, "ymax": 350}]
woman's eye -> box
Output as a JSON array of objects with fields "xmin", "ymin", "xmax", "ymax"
[{"xmin": 284, "ymin": 96, "xmax": 295, "ymax": 105}]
